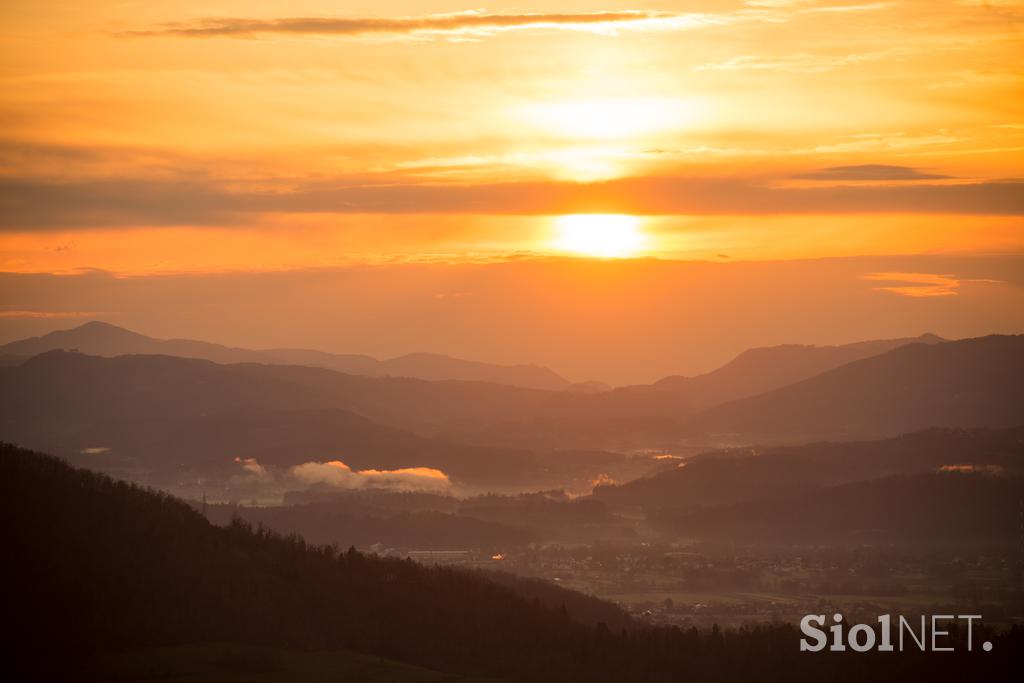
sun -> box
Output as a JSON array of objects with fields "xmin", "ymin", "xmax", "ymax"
[{"xmin": 553, "ymin": 214, "xmax": 647, "ymax": 258}]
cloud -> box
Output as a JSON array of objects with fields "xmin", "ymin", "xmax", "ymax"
[
  {"xmin": 234, "ymin": 456, "xmax": 270, "ymax": 477},
  {"xmin": 0, "ymin": 309, "xmax": 111, "ymax": 319},
  {"xmin": 939, "ymin": 464, "xmax": 1003, "ymax": 474},
  {"xmin": 2, "ymin": 174, "xmax": 1021, "ymax": 229},
  {"xmin": 120, "ymin": 10, "xmax": 729, "ymax": 40},
  {"xmin": 231, "ymin": 456, "xmax": 273, "ymax": 485},
  {"xmin": 864, "ymin": 272, "xmax": 961, "ymax": 297},
  {"xmin": 794, "ymin": 164, "xmax": 952, "ymax": 181},
  {"xmin": 812, "ymin": 131, "xmax": 966, "ymax": 154},
  {"xmin": 744, "ymin": 0, "xmax": 815, "ymax": 6},
  {"xmin": 289, "ymin": 460, "xmax": 452, "ymax": 493},
  {"xmin": 745, "ymin": 0, "xmax": 888, "ymax": 9},
  {"xmin": 0, "ymin": 172, "xmax": 1019, "ymax": 231},
  {"xmin": 696, "ymin": 49, "xmax": 907, "ymax": 73},
  {"xmin": 862, "ymin": 271, "xmax": 1001, "ymax": 297},
  {"xmin": 804, "ymin": 2, "xmax": 890, "ymax": 13}
]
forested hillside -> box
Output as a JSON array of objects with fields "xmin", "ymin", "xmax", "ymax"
[{"xmin": 3, "ymin": 442, "xmax": 1021, "ymax": 681}]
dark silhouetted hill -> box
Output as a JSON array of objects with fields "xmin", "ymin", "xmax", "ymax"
[
  {"xmin": 685, "ymin": 335, "xmax": 1024, "ymax": 441},
  {"xmin": 5, "ymin": 442, "xmax": 1021, "ymax": 680},
  {"xmin": 594, "ymin": 426, "xmax": 1024, "ymax": 512},
  {"xmin": 1, "ymin": 442, "xmax": 626, "ymax": 679},
  {"xmin": 206, "ymin": 501, "xmax": 538, "ymax": 551},
  {"xmin": 663, "ymin": 471, "xmax": 1024, "ymax": 546},
  {"xmin": 628, "ymin": 333, "xmax": 944, "ymax": 407}
]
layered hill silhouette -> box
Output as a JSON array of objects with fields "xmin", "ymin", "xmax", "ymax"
[
  {"xmin": 1, "ymin": 334, "xmax": 1020, "ymax": 484},
  {"xmin": 627, "ymin": 333, "xmax": 945, "ymax": 407},
  {"xmin": 0, "ymin": 349, "xmax": 692, "ymax": 458},
  {"xmin": 594, "ymin": 426, "xmax": 1024, "ymax": 512},
  {"xmin": 0, "ymin": 320, "xmax": 571, "ymax": 390},
  {"xmin": 0, "ymin": 351, "xmax": 670, "ymax": 489},
  {"xmin": 7, "ymin": 442, "xmax": 1020, "ymax": 680},
  {"xmin": 684, "ymin": 335, "xmax": 1024, "ymax": 441}
]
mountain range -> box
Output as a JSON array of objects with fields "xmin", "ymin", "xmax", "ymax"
[
  {"xmin": 0, "ymin": 350, "xmax": 665, "ymax": 490},
  {"xmin": 683, "ymin": 334, "xmax": 1024, "ymax": 441},
  {"xmin": 625, "ymin": 333, "xmax": 945, "ymax": 406},
  {"xmin": 0, "ymin": 320, "xmax": 572, "ymax": 391},
  {"xmin": 0, "ymin": 334, "xmax": 1021, "ymax": 493},
  {"xmin": 0, "ymin": 322, "xmax": 948, "ymax": 400}
]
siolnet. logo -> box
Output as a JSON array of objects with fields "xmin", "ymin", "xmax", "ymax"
[{"xmin": 800, "ymin": 614, "xmax": 993, "ymax": 653}]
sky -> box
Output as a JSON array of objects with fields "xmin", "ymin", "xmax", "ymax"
[{"xmin": 1, "ymin": 1, "xmax": 1022, "ymax": 382}]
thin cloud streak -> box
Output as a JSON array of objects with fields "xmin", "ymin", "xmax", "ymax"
[
  {"xmin": 794, "ymin": 164, "xmax": 952, "ymax": 181},
  {"xmin": 695, "ymin": 48, "xmax": 909, "ymax": 73},
  {"xmin": 0, "ymin": 309, "xmax": 111, "ymax": 319},
  {"xmin": 2, "ymin": 175, "xmax": 1021, "ymax": 229},
  {"xmin": 119, "ymin": 10, "xmax": 729, "ymax": 40},
  {"xmin": 863, "ymin": 272, "xmax": 1002, "ymax": 297}
]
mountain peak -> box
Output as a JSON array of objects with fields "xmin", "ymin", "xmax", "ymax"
[
  {"xmin": 68, "ymin": 320, "xmax": 149, "ymax": 338},
  {"xmin": 76, "ymin": 320, "xmax": 123, "ymax": 330}
]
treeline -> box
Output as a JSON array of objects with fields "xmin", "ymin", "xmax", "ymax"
[
  {"xmin": 210, "ymin": 488, "xmax": 614, "ymax": 550},
  {"xmin": 205, "ymin": 501, "xmax": 538, "ymax": 551},
  {"xmin": 3, "ymin": 442, "xmax": 1021, "ymax": 682}
]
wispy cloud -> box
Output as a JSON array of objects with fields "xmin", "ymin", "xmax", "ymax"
[
  {"xmin": 119, "ymin": 10, "xmax": 729, "ymax": 40},
  {"xmin": 696, "ymin": 49, "xmax": 906, "ymax": 73},
  {"xmin": 744, "ymin": 0, "xmax": 815, "ymax": 6},
  {"xmin": 0, "ymin": 309, "xmax": 110, "ymax": 318},
  {"xmin": 863, "ymin": 271, "xmax": 1001, "ymax": 297},
  {"xmin": 2, "ymin": 173, "xmax": 1021, "ymax": 229},
  {"xmin": 794, "ymin": 164, "xmax": 952, "ymax": 181},
  {"xmin": 804, "ymin": 2, "xmax": 890, "ymax": 13}
]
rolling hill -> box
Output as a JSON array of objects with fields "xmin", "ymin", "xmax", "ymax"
[
  {"xmin": 1, "ymin": 441, "xmax": 625, "ymax": 680},
  {"xmin": 0, "ymin": 320, "xmax": 572, "ymax": 390},
  {"xmin": 626, "ymin": 333, "xmax": 944, "ymax": 407},
  {"xmin": 0, "ymin": 349, "xmax": 693, "ymax": 457},
  {"xmin": 684, "ymin": 335, "xmax": 1024, "ymax": 441},
  {"xmin": 593, "ymin": 426, "xmax": 1024, "ymax": 512}
]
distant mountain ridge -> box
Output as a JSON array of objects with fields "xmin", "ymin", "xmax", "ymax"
[
  {"xmin": 625, "ymin": 333, "xmax": 945, "ymax": 406},
  {"xmin": 0, "ymin": 350, "xmax": 682, "ymax": 487},
  {"xmin": 0, "ymin": 321, "xmax": 571, "ymax": 390},
  {"xmin": 1, "ymin": 334, "xmax": 1019, "ymax": 464},
  {"xmin": 685, "ymin": 335, "xmax": 1024, "ymax": 441}
]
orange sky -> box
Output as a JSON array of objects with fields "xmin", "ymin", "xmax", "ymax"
[
  {"xmin": 2, "ymin": 1, "xmax": 1022, "ymax": 266},
  {"xmin": 1, "ymin": 2, "xmax": 1022, "ymax": 379}
]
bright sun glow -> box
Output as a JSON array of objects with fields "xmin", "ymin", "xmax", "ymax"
[
  {"xmin": 525, "ymin": 98, "xmax": 698, "ymax": 140},
  {"xmin": 518, "ymin": 97, "xmax": 705, "ymax": 180},
  {"xmin": 554, "ymin": 214, "xmax": 647, "ymax": 258}
]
